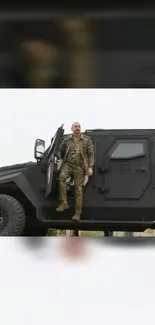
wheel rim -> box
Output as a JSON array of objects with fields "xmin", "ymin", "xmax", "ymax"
[{"xmin": 0, "ymin": 207, "xmax": 8, "ymax": 231}]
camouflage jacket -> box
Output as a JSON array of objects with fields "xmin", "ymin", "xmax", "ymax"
[{"xmin": 58, "ymin": 134, "xmax": 94, "ymax": 171}]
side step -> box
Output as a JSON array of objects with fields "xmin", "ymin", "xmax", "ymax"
[{"xmin": 41, "ymin": 220, "xmax": 154, "ymax": 232}]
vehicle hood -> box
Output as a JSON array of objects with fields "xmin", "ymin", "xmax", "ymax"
[{"xmin": 0, "ymin": 161, "xmax": 36, "ymax": 177}]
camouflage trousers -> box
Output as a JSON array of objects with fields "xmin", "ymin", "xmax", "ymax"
[{"xmin": 59, "ymin": 163, "xmax": 85, "ymax": 215}]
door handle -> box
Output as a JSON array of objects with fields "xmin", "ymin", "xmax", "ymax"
[
  {"xmin": 135, "ymin": 167, "xmax": 147, "ymax": 172},
  {"xmin": 98, "ymin": 167, "xmax": 109, "ymax": 173}
]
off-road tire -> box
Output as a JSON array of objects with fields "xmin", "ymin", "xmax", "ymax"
[{"xmin": 0, "ymin": 194, "xmax": 26, "ymax": 236}]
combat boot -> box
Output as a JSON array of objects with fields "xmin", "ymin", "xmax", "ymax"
[
  {"xmin": 56, "ymin": 201, "xmax": 69, "ymax": 212},
  {"xmin": 72, "ymin": 214, "xmax": 81, "ymax": 221}
]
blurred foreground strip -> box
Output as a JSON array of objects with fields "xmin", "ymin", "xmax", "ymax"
[{"xmin": 59, "ymin": 237, "xmax": 90, "ymax": 261}]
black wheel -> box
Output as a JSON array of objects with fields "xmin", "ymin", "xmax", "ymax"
[
  {"xmin": 0, "ymin": 194, "xmax": 26, "ymax": 236},
  {"xmin": 22, "ymin": 227, "xmax": 49, "ymax": 236},
  {"xmin": 104, "ymin": 231, "xmax": 113, "ymax": 237},
  {"xmin": 74, "ymin": 230, "xmax": 79, "ymax": 236}
]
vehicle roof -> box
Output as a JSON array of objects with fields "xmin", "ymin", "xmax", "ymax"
[
  {"xmin": 64, "ymin": 129, "xmax": 155, "ymax": 137},
  {"xmin": 84, "ymin": 129, "xmax": 155, "ymax": 136}
]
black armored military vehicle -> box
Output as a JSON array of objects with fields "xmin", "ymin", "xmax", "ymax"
[{"xmin": 0, "ymin": 125, "xmax": 155, "ymax": 236}]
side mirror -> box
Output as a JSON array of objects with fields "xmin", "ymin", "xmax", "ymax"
[{"xmin": 34, "ymin": 139, "xmax": 45, "ymax": 160}]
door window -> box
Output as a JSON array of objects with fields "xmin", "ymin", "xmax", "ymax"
[{"xmin": 110, "ymin": 142, "xmax": 145, "ymax": 159}]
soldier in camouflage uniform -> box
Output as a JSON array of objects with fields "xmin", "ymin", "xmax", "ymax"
[{"xmin": 56, "ymin": 122, "xmax": 94, "ymax": 221}]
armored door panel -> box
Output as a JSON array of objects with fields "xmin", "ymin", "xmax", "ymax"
[
  {"xmin": 104, "ymin": 139, "xmax": 151, "ymax": 199},
  {"xmin": 45, "ymin": 125, "xmax": 64, "ymax": 197}
]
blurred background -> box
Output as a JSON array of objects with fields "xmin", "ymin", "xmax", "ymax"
[{"xmin": 1, "ymin": 3, "xmax": 155, "ymax": 88}]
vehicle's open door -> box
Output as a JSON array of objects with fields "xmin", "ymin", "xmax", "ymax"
[{"xmin": 45, "ymin": 125, "xmax": 64, "ymax": 198}]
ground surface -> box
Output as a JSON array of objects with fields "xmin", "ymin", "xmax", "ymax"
[{"xmin": 48, "ymin": 229, "xmax": 155, "ymax": 236}]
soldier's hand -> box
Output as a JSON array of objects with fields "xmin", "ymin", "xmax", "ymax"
[{"xmin": 87, "ymin": 167, "xmax": 93, "ymax": 176}]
